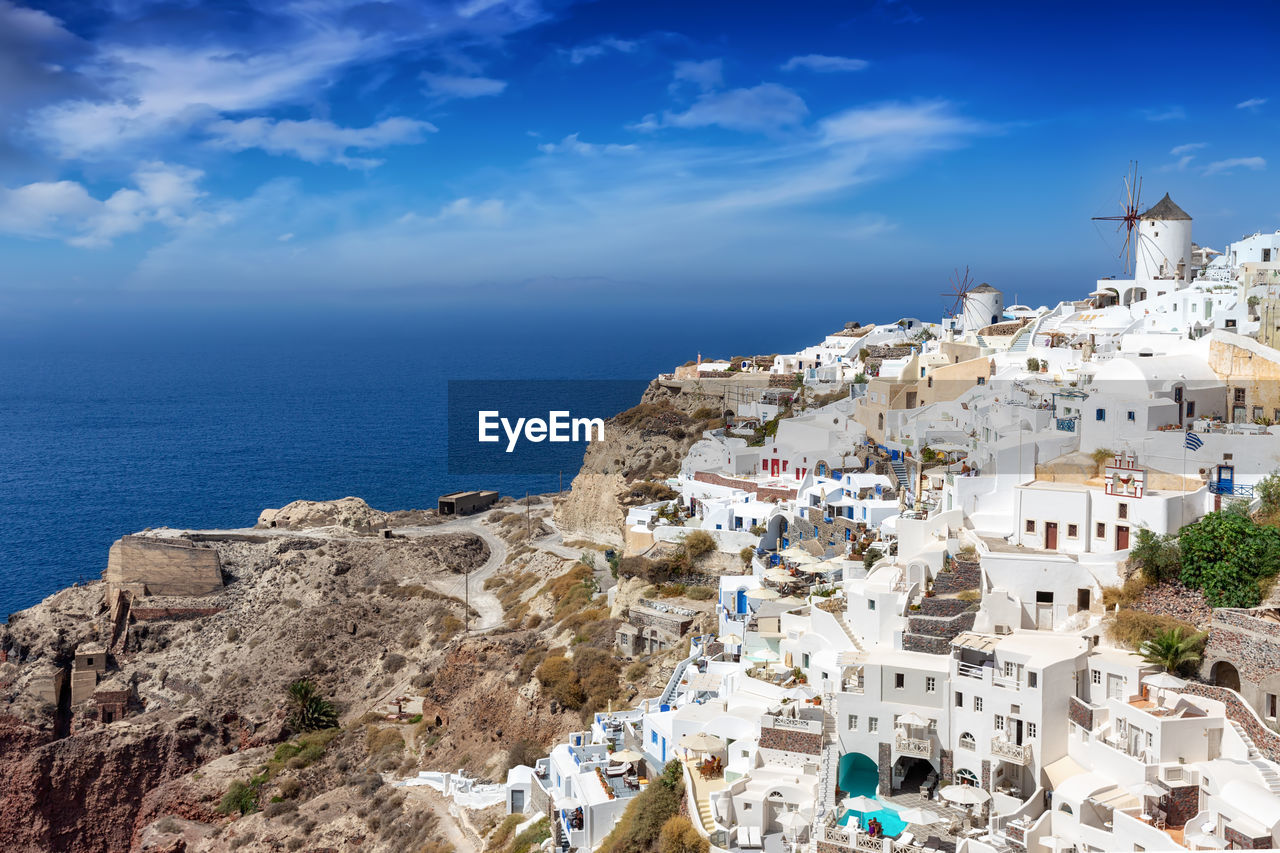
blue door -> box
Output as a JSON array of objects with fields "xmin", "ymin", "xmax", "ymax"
[{"xmin": 1218, "ymin": 465, "xmax": 1234, "ymax": 492}]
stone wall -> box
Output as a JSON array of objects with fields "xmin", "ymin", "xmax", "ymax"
[
  {"xmin": 1163, "ymin": 783, "xmax": 1200, "ymax": 827},
  {"xmin": 902, "ymin": 635, "xmax": 951, "ymax": 655},
  {"xmin": 626, "ymin": 606, "xmax": 691, "ymax": 635},
  {"xmin": 692, "ymin": 471, "xmax": 796, "ymax": 502},
  {"xmin": 130, "ymin": 606, "xmax": 225, "ymax": 621},
  {"xmin": 933, "ymin": 559, "xmax": 981, "ymax": 594},
  {"xmin": 1224, "ymin": 824, "xmax": 1272, "ymax": 849},
  {"xmin": 1203, "ymin": 608, "xmax": 1280, "ymax": 685},
  {"xmin": 906, "ymin": 611, "xmax": 975, "ymax": 638},
  {"xmin": 104, "ymin": 536, "xmax": 223, "ymax": 599},
  {"xmin": 918, "ymin": 597, "xmax": 973, "ymax": 618},
  {"xmin": 758, "ymin": 727, "xmax": 821, "ymax": 756},
  {"xmin": 877, "ymin": 742, "xmax": 891, "ymax": 795},
  {"xmin": 1067, "ymin": 697, "xmax": 1094, "ymax": 732}
]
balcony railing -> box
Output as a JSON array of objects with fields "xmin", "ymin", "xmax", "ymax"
[
  {"xmin": 895, "ymin": 735, "xmax": 933, "ymax": 757},
  {"xmin": 957, "ymin": 661, "xmax": 986, "ymax": 680},
  {"xmin": 990, "ymin": 738, "xmax": 1033, "ymax": 766},
  {"xmin": 1209, "ymin": 481, "xmax": 1255, "ymax": 497}
]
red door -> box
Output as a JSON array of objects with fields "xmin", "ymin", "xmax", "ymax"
[
  {"xmin": 1116, "ymin": 525, "xmax": 1130, "ymax": 550},
  {"xmin": 1045, "ymin": 522, "xmax": 1058, "ymax": 550}
]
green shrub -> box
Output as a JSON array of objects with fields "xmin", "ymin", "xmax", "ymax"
[
  {"xmin": 598, "ymin": 761, "xmax": 686, "ymax": 853},
  {"xmin": 1180, "ymin": 509, "xmax": 1280, "ymax": 607},
  {"xmin": 286, "ymin": 679, "xmax": 339, "ymax": 732},
  {"xmin": 218, "ymin": 779, "xmax": 263, "ymax": 816}
]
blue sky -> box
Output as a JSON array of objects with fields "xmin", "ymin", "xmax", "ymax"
[{"xmin": 0, "ymin": 0, "xmax": 1277, "ymax": 318}]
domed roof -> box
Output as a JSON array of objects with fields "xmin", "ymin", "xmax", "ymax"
[
  {"xmin": 1140, "ymin": 193, "xmax": 1191, "ymax": 221},
  {"xmin": 970, "ymin": 283, "xmax": 1000, "ymax": 294}
]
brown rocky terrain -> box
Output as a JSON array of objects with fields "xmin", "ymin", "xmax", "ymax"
[
  {"xmin": 0, "ymin": 493, "xmax": 702, "ymax": 853},
  {"xmin": 554, "ymin": 379, "xmax": 719, "ymax": 544}
]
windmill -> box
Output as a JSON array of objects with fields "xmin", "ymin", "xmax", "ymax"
[
  {"xmin": 943, "ymin": 265, "xmax": 975, "ymax": 322},
  {"xmin": 1092, "ymin": 161, "xmax": 1143, "ymax": 276}
]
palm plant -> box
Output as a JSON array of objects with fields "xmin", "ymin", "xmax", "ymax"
[
  {"xmin": 1138, "ymin": 628, "xmax": 1204, "ymax": 674},
  {"xmin": 286, "ymin": 678, "xmax": 338, "ymax": 732}
]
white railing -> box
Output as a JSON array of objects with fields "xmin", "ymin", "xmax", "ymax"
[
  {"xmin": 956, "ymin": 661, "xmax": 985, "ymax": 679},
  {"xmin": 769, "ymin": 715, "xmax": 823, "ymax": 733},
  {"xmin": 895, "ymin": 736, "xmax": 933, "ymax": 757},
  {"xmin": 991, "ymin": 738, "xmax": 1033, "ymax": 765}
]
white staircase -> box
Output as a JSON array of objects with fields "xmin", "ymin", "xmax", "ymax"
[
  {"xmin": 1009, "ymin": 326, "xmax": 1031, "ymax": 352},
  {"xmin": 1252, "ymin": 758, "xmax": 1280, "ymax": 794},
  {"xmin": 1231, "ymin": 720, "xmax": 1260, "ymax": 759},
  {"xmin": 818, "ymin": 690, "xmax": 841, "ymax": 815},
  {"xmin": 890, "ymin": 458, "xmax": 909, "ymax": 488}
]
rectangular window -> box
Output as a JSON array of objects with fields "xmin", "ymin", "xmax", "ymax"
[
  {"xmin": 955, "ymin": 692, "xmax": 964, "ymax": 707},
  {"xmin": 1118, "ymin": 503, "xmax": 1128, "ymax": 519},
  {"xmin": 1145, "ymin": 731, "xmax": 1153, "ymax": 747},
  {"xmin": 1187, "ymin": 402, "xmax": 1196, "ymax": 418},
  {"xmin": 1267, "ymin": 694, "xmax": 1277, "ymax": 719},
  {"xmin": 868, "ymin": 717, "xmax": 878, "ymax": 733},
  {"xmin": 868, "ymin": 600, "xmax": 876, "ymax": 611},
  {"xmin": 1096, "ymin": 408, "xmax": 1106, "ymax": 421},
  {"xmin": 1025, "ymin": 519, "xmax": 1036, "ymax": 533},
  {"xmin": 994, "ymin": 715, "xmax": 1004, "ymax": 731},
  {"xmin": 1004, "ymin": 661, "xmax": 1015, "ymax": 677},
  {"xmin": 1235, "ymin": 388, "xmax": 1247, "ymax": 405},
  {"xmin": 1029, "ymin": 723, "xmax": 1038, "ymax": 739},
  {"xmin": 974, "ymin": 696, "xmax": 983, "ymax": 712},
  {"xmin": 926, "ymin": 677, "xmax": 937, "ymax": 693},
  {"xmin": 1067, "ymin": 524, "xmax": 1078, "ymax": 538},
  {"xmin": 1091, "ymin": 669, "xmax": 1101, "ymax": 685},
  {"xmin": 1029, "ymin": 671, "xmax": 1038, "ymax": 688},
  {"xmin": 1096, "ymin": 522, "xmax": 1106, "ymax": 539},
  {"xmin": 849, "ymin": 714, "xmax": 859, "ymax": 730},
  {"xmin": 895, "ymin": 673, "xmax": 905, "ymax": 689},
  {"xmin": 803, "ymin": 653, "xmax": 811, "ymax": 668},
  {"xmin": 1127, "ymin": 411, "xmax": 1135, "ymax": 421}
]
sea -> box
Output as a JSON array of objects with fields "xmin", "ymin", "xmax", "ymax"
[{"xmin": 0, "ymin": 301, "xmax": 864, "ymax": 618}]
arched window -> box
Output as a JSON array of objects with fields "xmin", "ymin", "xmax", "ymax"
[
  {"xmin": 958, "ymin": 732, "xmax": 976, "ymax": 751},
  {"xmin": 816, "ymin": 462, "xmax": 828, "ymax": 477},
  {"xmin": 1058, "ymin": 803, "xmax": 1073, "ymax": 815},
  {"xmin": 955, "ymin": 768, "xmax": 979, "ymax": 786}
]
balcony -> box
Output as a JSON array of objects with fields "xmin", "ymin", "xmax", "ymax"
[
  {"xmin": 895, "ymin": 735, "xmax": 933, "ymax": 758},
  {"xmin": 956, "ymin": 661, "xmax": 986, "ymax": 680},
  {"xmin": 990, "ymin": 737, "xmax": 1033, "ymax": 766}
]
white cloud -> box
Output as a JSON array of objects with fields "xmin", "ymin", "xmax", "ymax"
[
  {"xmin": 1203, "ymin": 156, "xmax": 1266, "ymax": 176},
  {"xmin": 537, "ymin": 133, "xmax": 637, "ymax": 155},
  {"xmin": 0, "ymin": 162, "xmax": 203, "ymax": 247},
  {"xmin": 422, "ymin": 73, "xmax": 508, "ymax": 99},
  {"xmin": 671, "ymin": 59, "xmax": 724, "ymax": 93},
  {"xmin": 1237, "ymin": 97, "xmax": 1267, "ymax": 110},
  {"xmin": 1170, "ymin": 142, "xmax": 1207, "ymax": 157},
  {"xmin": 781, "ymin": 54, "xmax": 869, "ymax": 73},
  {"xmin": 430, "ymin": 197, "xmax": 508, "ymax": 225},
  {"xmin": 645, "ymin": 84, "xmax": 809, "ymax": 134},
  {"xmin": 819, "ymin": 100, "xmax": 987, "ymax": 146},
  {"xmin": 206, "ymin": 116, "xmax": 436, "ymax": 168},
  {"xmin": 566, "ymin": 36, "xmax": 638, "ymax": 65},
  {"xmin": 1141, "ymin": 105, "xmax": 1186, "ymax": 122}
]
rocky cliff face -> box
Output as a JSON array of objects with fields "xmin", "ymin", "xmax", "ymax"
[
  {"xmin": 554, "ymin": 379, "xmax": 713, "ymax": 544},
  {"xmin": 0, "ymin": 711, "xmax": 223, "ymax": 853}
]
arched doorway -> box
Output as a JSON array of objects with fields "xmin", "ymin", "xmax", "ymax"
[
  {"xmin": 955, "ymin": 768, "xmax": 979, "ymax": 786},
  {"xmin": 892, "ymin": 755, "xmax": 936, "ymax": 796},
  {"xmin": 1212, "ymin": 660, "xmax": 1241, "ymax": 692},
  {"xmin": 838, "ymin": 752, "xmax": 878, "ymax": 798}
]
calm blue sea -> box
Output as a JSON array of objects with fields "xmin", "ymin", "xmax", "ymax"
[{"xmin": 0, "ymin": 302, "xmax": 867, "ymax": 618}]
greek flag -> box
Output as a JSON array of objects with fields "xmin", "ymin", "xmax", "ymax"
[{"xmin": 1184, "ymin": 431, "xmax": 1203, "ymax": 452}]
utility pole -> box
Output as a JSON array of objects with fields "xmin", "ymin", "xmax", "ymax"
[{"xmin": 526, "ymin": 491, "xmax": 531, "ymax": 538}]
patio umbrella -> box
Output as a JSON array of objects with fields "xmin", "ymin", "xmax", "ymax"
[
  {"xmin": 940, "ymin": 785, "xmax": 991, "ymax": 806},
  {"xmin": 609, "ymin": 749, "xmax": 644, "ymax": 763},
  {"xmin": 1141, "ymin": 672, "xmax": 1187, "ymax": 690},
  {"xmin": 842, "ymin": 795, "xmax": 880, "ymax": 815},
  {"xmin": 894, "ymin": 807, "xmax": 943, "ymax": 826},
  {"xmin": 1132, "ymin": 782, "xmax": 1165, "ymax": 798},
  {"xmin": 896, "ymin": 711, "xmax": 929, "ymax": 727},
  {"xmin": 778, "ymin": 810, "xmax": 809, "ymax": 838},
  {"xmin": 679, "ymin": 732, "xmax": 726, "ymax": 753},
  {"xmin": 746, "ymin": 587, "xmax": 780, "ymax": 600},
  {"xmin": 787, "ymin": 552, "xmax": 821, "ymax": 566},
  {"xmin": 748, "ymin": 648, "xmax": 781, "ymax": 662},
  {"xmin": 765, "ymin": 568, "xmax": 795, "ymax": 583}
]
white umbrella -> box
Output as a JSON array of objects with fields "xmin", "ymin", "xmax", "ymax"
[
  {"xmin": 940, "ymin": 785, "xmax": 990, "ymax": 805},
  {"xmin": 842, "ymin": 795, "xmax": 880, "ymax": 814},
  {"xmin": 765, "ymin": 568, "xmax": 795, "ymax": 583},
  {"xmin": 748, "ymin": 648, "xmax": 781, "ymax": 662},
  {"xmin": 897, "ymin": 711, "xmax": 929, "ymax": 727},
  {"xmin": 679, "ymin": 732, "xmax": 727, "ymax": 753},
  {"xmin": 716, "ymin": 634, "xmax": 741, "ymax": 646},
  {"xmin": 1133, "ymin": 782, "xmax": 1165, "ymax": 798},
  {"xmin": 1141, "ymin": 672, "xmax": 1187, "ymax": 690},
  {"xmin": 747, "ymin": 587, "xmax": 780, "ymax": 600},
  {"xmin": 894, "ymin": 807, "xmax": 943, "ymax": 826},
  {"xmin": 778, "ymin": 810, "xmax": 809, "ymax": 838},
  {"xmin": 609, "ymin": 749, "xmax": 644, "ymax": 763}
]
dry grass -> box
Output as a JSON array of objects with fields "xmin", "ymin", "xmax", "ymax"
[{"xmin": 1107, "ymin": 609, "xmax": 1196, "ymax": 651}]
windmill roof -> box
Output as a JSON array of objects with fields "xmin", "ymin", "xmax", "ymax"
[
  {"xmin": 970, "ymin": 283, "xmax": 999, "ymax": 293},
  {"xmin": 1141, "ymin": 193, "xmax": 1191, "ymax": 221}
]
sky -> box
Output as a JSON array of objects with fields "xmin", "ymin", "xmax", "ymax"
[{"xmin": 0, "ymin": 0, "xmax": 1277, "ymax": 321}]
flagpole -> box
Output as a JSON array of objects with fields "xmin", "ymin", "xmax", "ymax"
[{"xmin": 1181, "ymin": 433, "xmax": 1188, "ymax": 531}]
